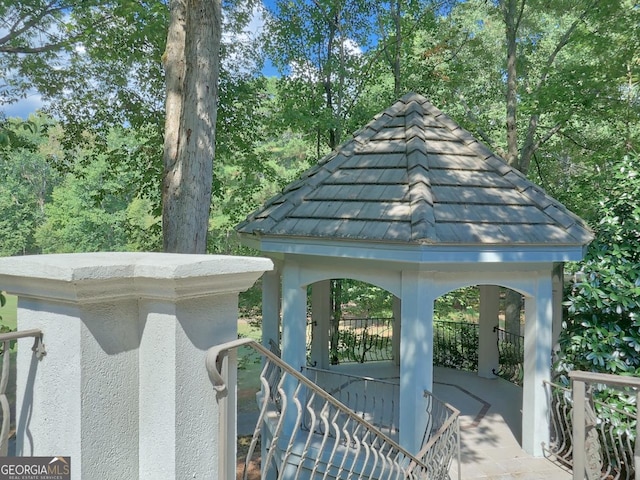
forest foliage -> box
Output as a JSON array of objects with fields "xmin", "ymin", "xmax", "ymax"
[{"xmin": 1, "ymin": 0, "xmax": 640, "ymax": 375}]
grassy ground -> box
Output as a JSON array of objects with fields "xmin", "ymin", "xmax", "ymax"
[
  {"xmin": 0, "ymin": 294, "xmax": 17, "ymax": 330},
  {"xmin": 0, "ymin": 295, "xmax": 18, "ymax": 434},
  {"xmin": 237, "ymin": 319, "xmax": 263, "ymax": 412}
]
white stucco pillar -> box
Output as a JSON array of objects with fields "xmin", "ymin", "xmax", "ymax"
[
  {"xmin": 262, "ymin": 266, "xmax": 281, "ymax": 351},
  {"xmin": 522, "ymin": 272, "xmax": 553, "ymax": 456},
  {"xmin": 310, "ymin": 280, "xmax": 331, "ymax": 369},
  {"xmin": 478, "ymin": 285, "xmax": 500, "ymax": 378},
  {"xmin": 392, "ymin": 295, "xmax": 401, "ymax": 366},
  {"xmin": 399, "ymin": 270, "xmax": 434, "ymax": 455},
  {"xmin": 0, "ymin": 253, "xmax": 272, "ymax": 480}
]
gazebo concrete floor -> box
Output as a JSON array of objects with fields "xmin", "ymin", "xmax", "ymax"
[
  {"xmin": 310, "ymin": 362, "xmax": 571, "ymax": 480},
  {"xmin": 435, "ymin": 368, "xmax": 570, "ymax": 480}
]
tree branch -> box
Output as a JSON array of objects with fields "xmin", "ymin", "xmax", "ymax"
[
  {"xmin": 533, "ymin": 121, "xmax": 563, "ymax": 151},
  {"xmin": 0, "ymin": 1, "xmax": 64, "ymax": 47},
  {"xmin": 458, "ymin": 94, "xmax": 506, "ymax": 158},
  {"xmin": 534, "ymin": 1, "xmax": 595, "ymax": 95},
  {"xmin": 557, "ymin": 129, "xmax": 599, "ymax": 152},
  {"xmin": 0, "ymin": 43, "xmax": 68, "ymax": 54},
  {"xmin": 521, "ymin": 1, "xmax": 596, "ymax": 173},
  {"xmin": 341, "ymin": 0, "xmax": 453, "ymax": 117},
  {"xmin": 515, "ymin": 0, "xmax": 526, "ymax": 31}
]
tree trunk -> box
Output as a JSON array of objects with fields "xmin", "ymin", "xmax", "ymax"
[
  {"xmin": 501, "ymin": 0, "xmax": 526, "ymax": 331},
  {"xmin": 162, "ymin": 0, "xmax": 221, "ymax": 253},
  {"xmin": 503, "ymin": 0, "xmax": 519, "ymax": 169},
  {"xmin": 323, "ymin": 16, "xmax": 338, "ymax": 150},
  {"xmin": 392, "ymin": 0, "xmax": 402, "ymax": 98}
]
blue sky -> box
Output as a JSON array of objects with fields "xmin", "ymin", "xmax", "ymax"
[{"xmin": 3, "ymin": 93, "xmax": 44, "ymax": 119}]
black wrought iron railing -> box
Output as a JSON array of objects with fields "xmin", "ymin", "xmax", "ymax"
[
  {"xmin": 308, "ymin": 317, "xmax": 394, "ymax": 364},
  {"xmin": 306, "ymin": 317, "xmax": 525, "ymax": 386},
  {"xmin": 492, "ymin": 326, "xmax": 524, "ymax": 386},
  {"xmin": 433, "ymin": 321, "xmax": 479, "ymax": 372}
]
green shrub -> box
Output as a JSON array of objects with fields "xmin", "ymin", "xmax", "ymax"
[
  {"xmin": 554, "ymin": 155, "xmax": 639, "ymax": 452},
  {"xmin": 556, "ymin": 155, "xmax": 640, "ymax": 381}
]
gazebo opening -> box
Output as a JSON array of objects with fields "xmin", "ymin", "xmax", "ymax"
[
  {"xmin": 306, "ymin": 278, "xmax": 398, "ymax": 369},
  {"xmin": 304, "ymin": 282, "xmax": 527, "ymax": 386},
  {"xmin": 433, "ymin": 285, "xmax": 525, "ymax": 385}
]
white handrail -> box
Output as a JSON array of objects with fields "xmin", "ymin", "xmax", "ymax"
[{"xmin": 206, "ymin": 338, "xmax": 460, "ymax": 480}]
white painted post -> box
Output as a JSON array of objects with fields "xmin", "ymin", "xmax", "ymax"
[
  {"xmin": 262, "ymin": 266, "xmax": 282, "ymax": 351},
  {"xmin": 633, "ymin": 390, "xmax": 640, "ymax": 480},
  {"xmin": 572, "ymin": 378, "xmax": 587, "ymax": 480},
  {"xmin": 522, "ymin": 272, "xmax": 553, "ymax": 456},
  {"xmin": 551, "ymin": 263, "xmax": 564, "ymax": 350},
  {"xmin": 310, "ymin": 280, "xmax": 331, "ymax": 369},
  {"xmin": 260, "ymin": 265, "xmax": 282, "ymax": 480},
  {"xmin": 0, "ymin": 253, "xmax": 272, "ymax": 480},
  {"xmin": 392, "ymin": 296, "xmax": 401, "ymax": 366},
  {"xmin": 399, "ymin": 270, "xmax": 434, "ymax": 455},
  {"xmin": 280, "ymin": 262, "xmax": 308, "ymax": 434},
  {"xmin": 281, "ymin": 263, "xmax": 307, "ymax": 371},
  {"xmin": 478, "ymin": 285, "xmax": 500, "ymax": 378}
]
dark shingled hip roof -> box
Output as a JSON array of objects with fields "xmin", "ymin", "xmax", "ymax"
[{"xmin": 236, "ymin": 93, "xmax": 593, "ymax": 246}]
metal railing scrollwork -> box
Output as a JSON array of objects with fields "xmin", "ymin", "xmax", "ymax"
[
  {"xmin": 492, "ymin": 326, "xmax": 524, "ymax": 386},
  {"xmin": 544, "ymin": 372, "xmax": 639, "ymax": 480},
  {"xmin": 207, "ymin": 338, "xmax": 460, "ymax": 480}
]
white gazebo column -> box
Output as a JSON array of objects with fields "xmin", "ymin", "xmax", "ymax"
[
  {"xmin": 260, "ymin": 267, "xmax": 281, "ymax": 480},
  {"xmin": 392, "ymin": 296, "xmax": 401, "ymax": 366},
  {"xmin": 399, "ymin": 271, "xmax": 435, "ymax": 455},
  {"xmin": 522, "ymin": 272, "xmax": 553, "ymax": 456},
  {"xmin": 280, "ymin": 262, "xmax": 308, "ymax": 438},
  {"xmin": 310, "ymin": 279, "xmax": 331, "ymax": 369},
  {"xmin": 478, "ymin": 285, "xmax": 500, "ymax": 378},
  {"xmin": 281, "ymin": 262, "xmax": 307, "ymax": 370},
  {"xmin": 262, "ymin": 265, "xmax": 282, "ymax": 351},
  {"xmin": 551, "ymin": 263, "xmax": 564, "ymax": 349},
  {"xmin": 0, "ymin": 253, "xmax": 272, "ymax": 480}
]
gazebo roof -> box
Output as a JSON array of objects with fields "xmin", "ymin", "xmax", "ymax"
[{"xmin": 237, "ymin": 93, "xmax": 593, "ymax": 258}]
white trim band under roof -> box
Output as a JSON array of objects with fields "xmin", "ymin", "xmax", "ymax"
[{"xmin": 253, "ymin": 236, "xmax": 588, "ymax": 263}]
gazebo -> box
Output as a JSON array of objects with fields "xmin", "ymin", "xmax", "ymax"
[{"xmin": 236, "ymin": 93, "xmax": 593, "ymax": 456}]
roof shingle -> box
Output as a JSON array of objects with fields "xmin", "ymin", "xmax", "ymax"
[{"xmin": 237, "ymin": 93, "xmax": 593, "ymax": 246}]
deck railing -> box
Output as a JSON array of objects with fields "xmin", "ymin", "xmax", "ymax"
[
  {"xmin": 303, "ymin": 366, "xmax": 461, "ymax": 480},
  {"xmin": 543, "ymin": 380, "xmax": 574, "ymax": 469},
  {"xmin": 308, "ymin": 317, "xmax": 525, "ymax": 386},
  {"xmin": 314, "ymin": 317, "xmax": 394, "ymax": 364},
  {"xmin": 207, "ymin": 338, "xmax": 460, "ymax": 480},
  {"xmin": 493, "ymin": 327, "xmax": 524, "ymax": 386},
  {"xmin": 433, "ymin": 321, "xmax": 479, "ymax": 372},
  {"xmin": 543, "ymin": 371, "xmax": 639, "ymax": 480},
  {"xmin": 0, "ymin": 329, "xmax": 46, "ymax": 455},
  {"xmin": 414, "ymin": 391, "xmax": 461, "ymax": 480}
]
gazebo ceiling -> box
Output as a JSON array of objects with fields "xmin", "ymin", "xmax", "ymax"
[{"xmin": 237, "ymin": 93, "xmax": 593, "ymax": 258}]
